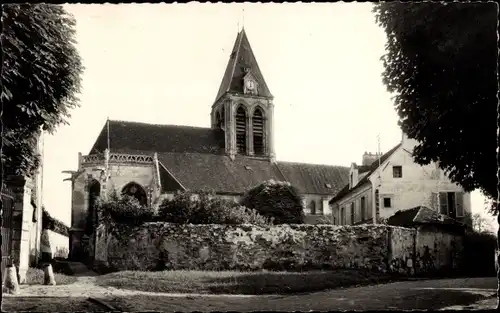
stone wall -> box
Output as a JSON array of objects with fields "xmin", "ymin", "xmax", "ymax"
[
  {"xmin": 388, "ymin": 227, "xmax": 416, "ymax": 275},
  {"xmin": 415, "ymin": 226, "xmax": 464, "ymax": 275},
  {"xmin": 95, "ymin": 223, "xmax": 462, "ymax": 276}
]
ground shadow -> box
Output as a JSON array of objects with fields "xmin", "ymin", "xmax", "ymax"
[{"xmin": 2, "ymin": 296, "xmax": 112, "ymax": 312}]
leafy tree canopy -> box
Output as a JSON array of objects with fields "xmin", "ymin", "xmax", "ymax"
[
  {"xmin": 373, "ymin": 3, "xmax": 498, "ymax": 202},
  {"xmin": 240, "ymin": 180, "xmax": 305, "ymax": 224},
  {"xmin": 1, "ymin": 4, "xmax": 83, "ymax": 177}
]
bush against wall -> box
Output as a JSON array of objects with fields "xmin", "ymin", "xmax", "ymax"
[
  {"xmin": 240, "ymin": 180, "xmax": 305, "ymax": 224},
  {"xmin": 42, "ymin": 208, "xmax": 69, "ymax": 236},
  {"xmin": 100, "ymin": 190, "xmax": 156, "ymax": 228},
  {"xmin": 157, "ymin": 190, "xmax": 273, "ymax": 226}
]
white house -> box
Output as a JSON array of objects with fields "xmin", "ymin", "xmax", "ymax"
[{"xmin": 329, "ymin": 132, "xmax": 472, "ymax": 226}]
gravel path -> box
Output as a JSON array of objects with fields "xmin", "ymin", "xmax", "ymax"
[{"xmin": 3, "ymin": 274, "xmax": 266, "ymax": 299}]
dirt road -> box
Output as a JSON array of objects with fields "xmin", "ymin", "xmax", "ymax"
[{"xmin": 3, "ymin": 277, "xmax": 496, "ymax": 311}]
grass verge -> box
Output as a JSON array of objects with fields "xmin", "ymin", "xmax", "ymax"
[
  {"xmin": 95, "ymin": 269, "xmax": 398, "ymax": 295},
  {"xmin": 25, "ymin": 267, "xmax": 78, "ymax": 285}
]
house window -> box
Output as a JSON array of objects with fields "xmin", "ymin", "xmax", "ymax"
[
  {"xmin": 360, "ymin": 196, "xmax": 366, "ymax": 221},
  {"xmin": 341, "ymin": 207, "xmax": 345, "ymax": 225},
  {"xmin": 436, "ymin": 192, "xmax": 464, "ymax": 218},
  {"xmin": 350, "ymin": 202, "xmax": 355, "ymax": 225},
  {"xmin": 393, "ymin": 166, "xmax": 403, "ymax": 178},
  {"xmin": 383, "ymin": 197, "xmax": 391, "ymax": 208}
]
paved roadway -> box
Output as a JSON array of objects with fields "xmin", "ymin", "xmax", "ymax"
[{"xmin": 2, "ymin": 277, "xmax": 497, "ymax": 311}]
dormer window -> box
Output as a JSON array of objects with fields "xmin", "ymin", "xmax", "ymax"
[{"xmin": 325, "ymin": 183, "xmax": 332, "ymax": 189}]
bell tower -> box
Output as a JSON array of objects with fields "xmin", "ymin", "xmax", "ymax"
[{"xmin": 211, "ymin": 28, "xmax": 275, "ymax": 161}]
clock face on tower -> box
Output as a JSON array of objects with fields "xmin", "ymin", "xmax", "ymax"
[{"xmin": 245, "ymin": 80, "xmax": 255, "ymax": 90}]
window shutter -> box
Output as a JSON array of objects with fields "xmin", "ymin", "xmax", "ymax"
[
  {"xmin": 455, "ymin": 192, "xmax": 464, "ymax": 217},
  {"xmin": 430, "ymin": 192, "xmax": 438, "ymax": 210},
  {"xmin": 351, "ymin": 202, "xmax": 355, "ymax": 224},
  {"xmin": 439, "ymin": 192, "xmax": 448, "ymax": 215},
  {"xmin": 367, "ymin": 195, "xmax": 373, "ymax": 219}
]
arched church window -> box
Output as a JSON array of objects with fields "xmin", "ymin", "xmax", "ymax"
[
  {"xmin": 235, "ymin": 106, "xmax": 247, "ymax": 154},
  {"xmin": 252, "ymin": 108, "xmax": 264, "ymax": 155},
  {"xmin": 121, "ymin": 182, "xmax": 148, "ymax": 206}
]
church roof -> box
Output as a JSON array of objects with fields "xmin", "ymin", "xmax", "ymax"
[
  {"xmin": 157, "ymin": 152, "xmax": 349, "ymax": 196},
  {"xmin": 214, "ymin": 28, "xmax": 273, "ymax": 104},
  {"xmin": 89, "ymin": 120, "xmax": 225, "ymax": 155},
  {"xmin": 276, "ymin": 162, "xmax": 349, "ymax": 195},
  {"xmin": 158, "ymin": 153, "xmax": 283, "ymax": 195}
]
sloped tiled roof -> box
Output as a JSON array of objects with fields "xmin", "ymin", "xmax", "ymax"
[
  {"xmin": 158, "ymin": 153, "xmax": 283, "ymax": 194},
  {"xmin": 214, "ymin": 28, "xmax": 273, "ymax": 104},
  {"xmin": 329, "ymin": 143, "xmax": 402, "ymax": 204},
  {"xmin": 89, "ymin": 120, "xmax": 225, "ymax": 155},
  {"xmin": 276, "ymin": 161, "xmax": 349, "ymax": 195},
  {"xmin": 387, "ymin": 206, "xmax": 465, "ymax": 228},
  {"xmin": 157, "ymin": 153, "xmax": 349, "ymax": 196}
]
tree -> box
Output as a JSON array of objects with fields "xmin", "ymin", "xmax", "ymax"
[
  {"xmin": 373, "ymin": 1, "xmax": 498, "ymax": 307},
  {"xmin": 463, "ymin": 212, "xmax": 494, "ymax": 234},
  {"xmin": 240, "ymin": 180, "xmax": 305, "ymax": 224},
  {"xmin": 1, "ymin": 4, "xmax": 83, "ymax": 177},
  {"xmin": 1, "ymin": 3, "xmax": 83, "ymax": 306}
]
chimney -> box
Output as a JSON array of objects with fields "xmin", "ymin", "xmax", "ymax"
[
  {"xmin": 349, "ymin": 163, "xmax": 359, "ymax": 189},
  {"xmin": 362, "ymin": 152, "xmax": 382, "ymax": 166}
]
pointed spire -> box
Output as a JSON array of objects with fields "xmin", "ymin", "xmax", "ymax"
[{"xmin": 214, "ymin": 28, "xmax": 273, "ymax": 104}]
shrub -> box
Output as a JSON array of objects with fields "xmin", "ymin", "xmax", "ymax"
[
  {"xmin": 42, "ymin": 208, "xmax": 70, "ymax": 236},
  {"xmin": 463, "ymin": 229, "xmax": 497, "ymax": 277},
  {"xmin": 157, "ymin": 190, "xmax": 273, "ymax": 226},
  {"xmin": 100, "ymin": 190, "xmax": 156, "ymax": 227},
  {"xmin": 240, "ymin": 180, "xmax": 305, "ymax": 224}
]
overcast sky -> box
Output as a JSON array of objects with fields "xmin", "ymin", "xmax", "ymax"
[{"xmin": 41, "ymin": 3, "xmax": 492, "ymax": 231}]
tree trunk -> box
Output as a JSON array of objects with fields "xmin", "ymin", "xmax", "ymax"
[
  {"xmin": 497, "ymin": 101, "xmax": 500, "ymax": 310},
  {"xmin": 497, "ymin": 210, "xmax": 500, "ymax": 310},
  {"xmin": 1, "ymin": 196, "xmax": 3, "ymax": 308}
]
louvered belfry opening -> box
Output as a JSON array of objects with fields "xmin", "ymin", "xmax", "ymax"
[
  {"xmin": 253, "ymin": 108, "xmax": 264, "ymax": 155},
  {"xmin": 236, "ymin": 107, "xmax": 247, "ymax": 154}
]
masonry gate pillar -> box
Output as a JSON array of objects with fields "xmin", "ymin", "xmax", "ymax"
[{"xmin": 5, "ymin": 176, "xmax": 34, "ymax": 284}]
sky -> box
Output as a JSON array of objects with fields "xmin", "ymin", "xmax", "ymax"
[{"xmin": 41, "ymin": 3, "xmax": 493, "ymax": 231}]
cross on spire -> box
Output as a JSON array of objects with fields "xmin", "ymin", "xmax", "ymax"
[{"xmin": 237, "ymin": 8, "xmax": 245, "ymax": 32}]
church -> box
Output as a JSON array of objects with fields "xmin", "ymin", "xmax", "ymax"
[{"xmin": 66, "ymin": 28, "xmax": 350, "ymax": 260}]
